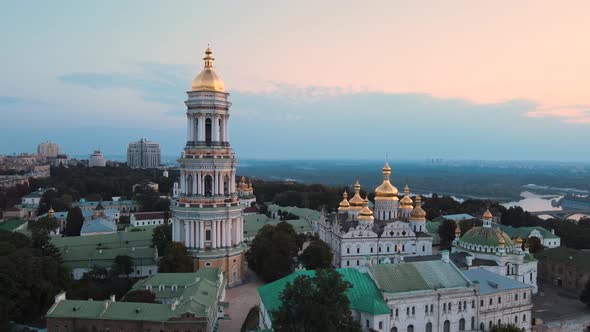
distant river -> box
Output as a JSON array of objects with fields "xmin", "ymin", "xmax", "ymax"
[{"xmin": 502, "ymin": 191, "xmax": 562, "ymax": 212}]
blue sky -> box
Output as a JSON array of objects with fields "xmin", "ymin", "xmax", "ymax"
[{"xmin": 1, "ymin": 1, "xmax": 589, "ymax": 161}]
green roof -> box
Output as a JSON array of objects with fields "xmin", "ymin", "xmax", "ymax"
[
  {"xmin": 268, "ymin": 205, "xmax": 321, "ymax": 221},
  {"xmin": 0, "ymin": 219, "xmax": 26, "ymax": 232},
  {"xmin": 460, "ymin": 226, "xmax": 513, "ymax": 247},
  {"xmin": 258, "ymin": 268, "xmax": 390, "ymax": 317},
  {"xmin": 48, "ymin": 269, "xmax": 223, "ymax": 322},
  {"xmin": 535, "ymin": 247, "xmax": 590, "ymax": 272},
  {"xmin": 369, "ymin": 260, "xmax": 471, "ymax": 294},
  {"xmin": 243, "ymin": 214, "xmax": 313, "ymax": 237},
  {"xmin": 51, "ymin": 227, "xmax": 153, "ymax": 249},
  {"xmin": 425, "ymin": 221, "xmax": 440, "ymax": 233},
  {"xmin": 131, "ymin": 268, "xmax": 220, "ymax": 300},
  {"xmin": 498, "ymin": 224, "xmax": 559, "ymax": 239}
]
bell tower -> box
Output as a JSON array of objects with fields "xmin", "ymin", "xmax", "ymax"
[{"xmin": 171, "ymin": 47, "xmax": 246, "ymax": 286}]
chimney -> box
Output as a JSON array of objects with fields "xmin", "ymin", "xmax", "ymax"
[
  {"xmin": 466, "ymin": 255, "xmax": 474, "ymax": 267},
  {"xmin": 110, "ymin": 294, "xmax": 116, "ymax": 302},
  {"xmin": 441, "ymin": 250, "xmax": 450, "ymax": 263},
  {"xmin": 55, "ymin": 291, "xmax": 66, "ymax": 304}
]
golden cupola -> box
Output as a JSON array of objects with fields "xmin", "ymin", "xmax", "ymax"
[
  {"xmin": 374, "ymin": 162, "xmax": 399, "ymax": 201},
  {"xmin": 410, "ymin": 195, "xmax": 427, "ymax": 221},
  {"xmin": 348, "ymin": 180, "xmax": 364, "ymax": 210},
  {"xmin": 400, "ymin": 184, "xmax": 413, "ymax": 209},
  {"xmin": 358, "ymin": 197, "xmax": 374, "ymax": 222},
  {"xmin": 483, "ymin": 209, "xmax": 493, "ymax": 220},
  {"xmin": 48, "ymin": 206, "xmax": 55, "ymax": 219},
  {"xmin": 338, "ymin": 191, "xmax": 350, "ymax": 212},
  {"xmin": 191, "ymin": 47, "xmax": 225, "ymax": 92}
]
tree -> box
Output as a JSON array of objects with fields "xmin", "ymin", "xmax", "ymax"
[
  {"xmin": 299, "ymin": 240, "xmax": 333, "ymax": 270},
  {"xmin": 490, "ymin": 324, "xmax": 524, "ymax": 332},
  {"xmin": 272, "ymin": 269, "xmax": 361, "ymax": 332},
  {"xmin": 64, "ymin": 206, "xmax": 84, "ymax": 236},
  {"xmin": 122, "ymin": 289, "xmax": 157, "ymax": 303},
  {"xmin": 152, "ymin": 224, "xmax": 172, "ymax": 256},
  {"xmin": 526, "ymin": 236, "xmax": 544, "ymax": 253},
  {"xmin": 580, "ymin": 279, "xmax": 590, "ymax": 308},
  {"xmin": 158, "ymin": 242, "xmax": 194, "ymax": 273},
  {"xmin": 438, "ymin": 219, "xmax": 457, "ymax": 250},
  {"xmin": 246, "ymin": 222, "xmax": 299, "ymax": 282},
  {"xmin": 111, "ymin": 255, "xmax": 134, "ymax": 277}
]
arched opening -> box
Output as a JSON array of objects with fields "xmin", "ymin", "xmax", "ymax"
[
  {"xmin": 186, "ymin": 174, "xmax": 193, "ymax": 195},
  {"xmin": 204, "ymin": 175, "xmax": 213, "ymax": 196},
  {"xmin": 205, "ymin": 118, "xmax": 212, "ymax": 143},
  {"xmin": 391, "ymin": 327, "xmax": 397, "ymax": 332},
  {"xmin": 224, "ymin": 174, "xmax": 230, "ymax": 195},
  {"xmin": 480, "ymin": 322, "xmax": 485, "ymax": 331},
  {"xmin": 471, "ymin": 317, "xmax": 475, "ymax": 330},
  {"xmin": 425, "ymin": 322, "xmax": 432, "ymax": 332},
  {"xmin": 407, "ymin": 325, "xmax": 414, "ymax": 332},
  {"xmin": 444, "ymin": 320, "xmax": 450, "ymax": 332},
  {"xmin": 459, "ymin": 318, "xmax": 465, "ymax": 331}
]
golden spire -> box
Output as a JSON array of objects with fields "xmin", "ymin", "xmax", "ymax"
[
  {"xmin": 358, "ymin": 196, "xmax": 374, "ymax": 222},
  {"xmin": 410, "ymin": 195, "xmax": 427, "ymax": 221},
  {"xmin": 455, "ymin": 225, "xmax": 461, "ymax": 235},
  {"xmin": 338, "ymin": 191, "xmax": 350, "ymax": 211},
  {"xmin": 483, "ymin": 208, "xmax": 493, "ymax": 220},
  {"xmin": 374, "ymin": 161, "xmax": 398, "ymax": 201},
  {"xmin": 48, "ymin": 206, "xmax": 55, "ymax": 218},
  {"xmin": 400, "ymin": 183, "xmax": 413, "ymax": 208},
  {"xmin": 191, "ymin": 47, "xmax": 225, "ymax": 92},
  {"xmin": 349, "ymin": 179, "xmax": 364, "ymax": 209}
]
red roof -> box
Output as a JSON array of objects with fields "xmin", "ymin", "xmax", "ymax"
[{"xmin": 243, "ymin": 207, "xmax": 258, "ymax": 213}]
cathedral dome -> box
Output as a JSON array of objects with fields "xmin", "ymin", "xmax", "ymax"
[
  {"xmin": 348, "ymin": 180, "xmax": 364, "ymax": 210},
  {"xmin": 374, "ymin": 162, "xmax": 399, "ymax": 200},
  {"xmin": 358, "ymin": 197, "xmax": 374, "ymax": 222},
  {"xmin": 400, "ymin": 184, "xmax": 413, "ymax": 208},
  {"xmin": 338, "ymin": 191, "xmax": 350, "ymax": 211},
  {"xmin": 460, "ymin": 226, "xmax": 513, "ymax": 249},
  {"xmin": 410, "ymin": 195, "xmax": 427, "ymax": 221},
  {"xmin": 191, "ymin": 47, "xmax": 225, "ymax": 92}
]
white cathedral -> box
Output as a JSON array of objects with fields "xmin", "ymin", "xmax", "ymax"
[{"xmin": 318, "ymin": 162, "xmax": 434, "ymax": 269}]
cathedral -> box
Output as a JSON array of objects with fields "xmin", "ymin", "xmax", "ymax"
[
  {"xmin": 171, "ymin": 47, "xmax": 246, "ymax": 286},
  {"xmin": 318, "ymin": 162, "xmax": 434, "ymax": 269}
]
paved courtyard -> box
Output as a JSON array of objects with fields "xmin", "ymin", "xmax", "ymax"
[
  {"xmin": 219, "ymin": 269, "xmax": 265, "ymax": 332},
  {"xmin": 533, "ymin": 282, "xmax": 590, "ymax": 322}
]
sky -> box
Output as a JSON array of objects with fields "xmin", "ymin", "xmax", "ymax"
[{"xmin": 1, "ymin": 1, "xmax": 590, "ymax": 161}]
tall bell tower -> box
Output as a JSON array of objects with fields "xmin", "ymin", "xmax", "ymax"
[{"xmin": 171, "ymin": 47, "xmax": 245, "ymax": 286}]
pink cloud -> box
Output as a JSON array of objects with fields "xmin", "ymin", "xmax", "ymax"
[{"xmin": 526, "ymin": 105, "xmax": 590, "ymax": 124}]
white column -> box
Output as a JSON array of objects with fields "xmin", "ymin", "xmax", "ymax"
[
  {"xmin": 192, "ymin": 171, "xmax": 197, "ymax": 196},
  {"xmin": 180, "ymin": 172, "xmax": 185, "ymax": 194},
  {"xmin": 236, "ymin": 219, "xmax": 241, "ymax": 243},
  {"xmin": 196, "ymin": 171, "xmax": 201, "ymax": 195},
  {"xmin": 217, "ymin": 221, "xmax": 222, "ymax": 247},
  {"xmin": 184, "ymin": 220, "xmax": 190, "ymax": 247},
  {"xmin": 198, "ymin": 115, "xmax": 205, "ymax": 141},
  {"xmin": 225, "ymin": 116, "xmax": 230, "ymax": 142},
  {"xmin": 211, "ymin": 221, "xmax": 217, "ymax": 249},
  {"xmin": 186, "ymin": 116, "xmax": 191, "ymax": 142},
  {"xmin": 213, "ymin": 116, "xmax": 220, "ymax": 142},
  {"xmin": 218, "ymin": 172, "xmax": 223, "ymax": 195},
  {"xmin": 226, "ymin": 219, "xmax": 231, "ymax": 247},
  {"xmin": 199, "ymin": 221, "xmax": 205, "ymax": 248}
]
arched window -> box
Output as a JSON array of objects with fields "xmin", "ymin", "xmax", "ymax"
[
  {"xmin": 444, "ymin": 320, "xmax": 450, "ymax": 332},
  {"xmin": 471, "ymin": 317, "xmax": 475, "ymax": 330},
  {"xmin": 223, "ymin": 174, "xmax": 229, "ymax": 195},
  {"xmin": 204, "ymin": 175, "xmax": 213, "ymax": 196},
  {"xmin": 391, "ymin": 328, "xmax": 398, "ymax": 332},
  {"xmin": 407, "ymin": 325, "xmax": 414, "ymax": 332},
  {"xmin": 480, "ymin": 322, "xmax": 485, "ymax": 331},
  {"xmin": 459, "ymin": 318, "xmax": 465, "ymax": 331},
  {"xmin": 205, "ymin": 118, "xmax": 212, "ymax": 142},
  {"xmin": 425, "ymin": 322, "xmax": 432, "ymax": 332}
]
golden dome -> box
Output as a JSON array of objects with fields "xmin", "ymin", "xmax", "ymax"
[
  {"xmin": 410, "ymin": 195, "xmax": 427, "ymax": 221},
  {"xmin": 374, "ymin": 162, "xmax": 399, "ymax": 201},
  {"xmin": 483, "ymin": 209, "xmax": 493, "ymax": 220},
  {"xmin": 48, "ymin": 206, "xmax": 55, "ymax": 218},
  {"xmin": 515, "ymin": 237, "xmax": 523, "ymax": 244},
  {"xmin": 191, "ymin": 47, "xmax": 225, "ymax": 92},
  {"xmin": 358, "ymin": 197, "xmax": 374, "ymax": 221},
  {"xmin": 348, "ymin": 180, "xmax": 364, "ymax": 209},
  {"xmin": 499, "ymin": 237, "xmax": 505, "ymax": 245},
  {"xmin": 400, "ymin": 184, "xmax": 413, "ymax": 208},
  {"xmin": 455, "ymin": 225, "xmax": 461, "ymax": 235},
  {"xmin": 339, "ymin": 191, "xmax": 350, "ymax": 210}
]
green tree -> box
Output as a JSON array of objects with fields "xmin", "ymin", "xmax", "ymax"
[
  {"xmin": 299, "ymin": 240, "xmax": 333, "ymax": 270},
  {"xmin": 272, "ymin": 269, "xmax": 361, "ymax": 332},
  {"xmin": 526, "ymin": 236, "xmax": 544, "ymax": 253},
  {"xmin": 490, "ymin": 324, "xmax": 524, "ymax": 332},
  {"xmin": 246, "ymin": 222, "xmax": 299, "ymax": 282},
  {"xmin": 111, "ymin": 255, "xmax": 134, "ymax": 277},
  {"xmin": 152, "ymin": 224, "xmax": 172, "ymax": 256},
  {"xmin": 158, "ymin": 242, "xmax": 194, "ymax": 273},
  {"xmin": 64, "ymin": 206, "xmax": 84, "ymax": 236},
  {"xmin": 580, "ymin": 279, "xmax": 590, "ymax": 308},
  {"xmin": 438, "ymin": 219, "xmax": 457, "ymax": 250},
  {"xmin": 122, "ymin": 289, "xmax": 157, "ymax": 303}
]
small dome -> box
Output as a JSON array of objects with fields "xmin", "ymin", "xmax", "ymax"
[
  {"xmin": 460, "ymin": 226, "xmax": 514, "ymax": 249},
  {"xmin": 358, "ymin": 197, "xmax": 374, "ymax": 222},
  {"xmin": 339, "ymin": 191, "xmax": 350, "ymax": 211},
  {"xmin": 400, "ymin": 184, "xmax": 413, "ymax": 208},
  {"xmin": 349, "ymin": 180, "xmax": 364, "ymax": 209},
  {"xmin": 191, "ymin": 47, "xmax": 225, "ymax": 92},
  {"xmin": 483, "ymin": 209, "xmax": 493, "ymax": 220},
  {"xmin": 410, "ymin": 195, "xmax": 427, "ymax": 221}
]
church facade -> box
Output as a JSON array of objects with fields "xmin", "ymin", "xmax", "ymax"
[
  {"xmin": 318, "ymin": 162, "xmax": 434, "ymax": 269},
  {"xmin": 171, "ymin": 47, "xmax": 246, "ymax": 287}
]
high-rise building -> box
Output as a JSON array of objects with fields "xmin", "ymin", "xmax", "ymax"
[
  {"xmin": 37, "ymin": 141, "xmax": 61, "ymax": 158},
  {"xmin": 171, "ymin": 47, "xmax": 246, "ymax": 286},
  {"xmin": 88, "ymin": 150, "xmax": 106, "ymax": 167},
  {"xmin": 126, "ymin": 138, "xmax": 161, "ymax": 168}
]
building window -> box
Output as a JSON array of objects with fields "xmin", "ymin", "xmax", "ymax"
[
  {"xmin": 489, "ymin": 298, "xmax": 492, "ymax": 305},
  {"xmin": 370, "ymin": 247, "xmax": 374, "ymax": 253},
  {"xmin": 426, "ymin": 322, "xmax": 432, "ymax": 332},
  {"xmin": 523, "ymin": 314, "xmax": 527, "ymax": 322},
  {"xmin": 472, "ymin": 300, "xmax": 475, "ymax": 308},
  {"xmin": 357, "ymin": 247, "xmax": 360, "ymax": 253},
  {"xmin": 206, "ymin": 229, "xmax": 211, "ymax": 241},
  {"xmin": 356, "ymin": 260, "xmax": 359, "ymax": 266},
  {"xmin": 379, "ymin": 321, "xmax": 383, "ymax": 329},
  {"xmin": 498, "ymin": 296, "xmax": 501, "ymax": 304},
  {"xmin": 524, "ymin": 292, "xmax": 527, "ymax": 299},
  {"xmin": 392, "ymin": 328, "xmax": 398, "ymax": 332},
  {"xmin": 515, "ymin": 294, "xmax": 518, "ymax": 301},
  {"xmin": 448, "ymin": 302, "xmax": 451, "ymax": 311},
  {"xmin": 459, "ymin": 318, "xmax": 465, "ymax": 331},
  {"xmin": 395, "ymin": 308, "xmax": 399, "ymax": 317},
  {"xmin": 444, "ymin": 320, "xmax": 450, "ymax": 332},
  {"xmin": 407, "ymin": 325, "xmax": 414, "ymax": 332},
  {"xmin": 480, "ymin": 299, "xmax": 484, "ymax": 307},
  {"xmin": 515, "ymin": 316, "xmax": 518, "ymax": 323},
  {"xmin": 412, "ymin": 307, "xmax": 415, "ymax": 315},
  {"xmin": 459, "ymin": 302, "xmax": 462, "ymax": 311},
  {"xmin": 366, "ymin": 320, "xmax": 370, "ymax": 328},
  {"xmin": 425, "ymin": 304, "xmax": 429, "ymax": 313},
  {"xmin": 443, "ymin": 303, "xmax": 446, "ymax": 312},
  {"xmin": 463, "ymin": 301, "xmax": 466, "ymax": 309},
  {"xmin": 471, "ymin": 317, "xmax": 475, "ymax": 330},
  {"xmin": 379, "ymin": 247, "xmax": 382, "ymax": 252},
  {"xmin": 347, "ymin": 248, "xmax": 350, "ymax": 254},
  {"xmin": 346, "ymin": 261, "xmax": 350, "ymax": 266},
  {"xmin": 407, "ymin": 307, "xmax": 410, "ymax": 316}
]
